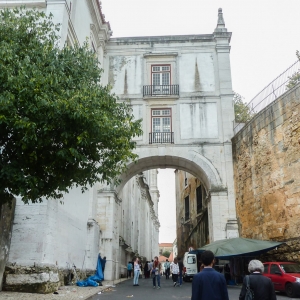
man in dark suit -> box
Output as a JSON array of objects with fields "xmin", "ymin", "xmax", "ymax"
[{"xmin": 191, "ymin": 250, "xmax": 229, "ymax": 300}]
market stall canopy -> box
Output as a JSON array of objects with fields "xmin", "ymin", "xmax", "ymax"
[{"xmin": 189, "ymin": 237, "xmax": 284, "ymax": 259}]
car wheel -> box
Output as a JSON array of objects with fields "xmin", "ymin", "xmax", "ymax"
[{"xmin": 285, "ymin": 282, "xmax": 295, "ymax": 298}]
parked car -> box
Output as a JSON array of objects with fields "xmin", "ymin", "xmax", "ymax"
[
  {"xmin": 262, "ymin": 262, "xmax": 300, "ymax": 298},
  {"xmin": 183, "ymin": 252, "xmax": 197, "ymax": 281}
]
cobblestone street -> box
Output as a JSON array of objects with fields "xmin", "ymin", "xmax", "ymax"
[{"xmin": 0, "ymin": 279, "xmax": 127, "ymax": 300}]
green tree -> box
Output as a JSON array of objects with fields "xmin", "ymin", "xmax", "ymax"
[
  {"xmin": 0, "ymin": 8, "xmax": 142, "ymax": 206},
  {"xmin": 162, "ymin": 251, "xmax": 171, "ymax": 258},
  {"xmin": 233, "ymin": 92, "xmax": 254, "ymax": 123},
  {"xmin": 286, "ymin": 50, "xmax": 300, "ymax": 90}
]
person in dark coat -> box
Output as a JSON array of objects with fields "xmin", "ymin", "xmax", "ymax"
[
  {"xmin": 144, "ymin": 261, "xmax": 149, "ymax": 278},
  {"xmin": 239, "ymin": 259, "xmax": 277, "ymax": 300},
  {"xmin": 101, "ymin": 256, "xmax": 106, "ymax": 274},
  {"xmin": 191, "ymin": 250, "xmax": 229, "ymax": 300}
]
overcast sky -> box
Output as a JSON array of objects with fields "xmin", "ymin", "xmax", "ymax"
[{"xmin": 101, "ymin": 0, "xmax": 300, "ymax": 243}]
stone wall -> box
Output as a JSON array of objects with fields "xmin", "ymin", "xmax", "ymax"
[
  {"xmin": 0, "ymin": 200, "xmax": 16, "ymax": 291},
  {"xmin": 3, "ymin": 263, "xmax": 95, "ymax": 293},
  {"xmin": 232, "ymin": 83, "xmax": 300, "ymax": 261}
]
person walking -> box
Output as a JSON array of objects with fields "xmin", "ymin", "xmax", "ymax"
[
  {"xmin": 151, "ymin": 256, "xmax": 161, "ymax": 289},
  {"xmin": 100, "ymin": 256, "xmax": 106, "ymax": 279},
  {"xmin": 148, "ymin": 260, "xmax": 153, "ymax": 279},
  {"xmin": 191, "ymin": 251, "xmax": 229, "ymax": 300},
  {"xmin": 239, "ymin": 260, "xmax": 277, "ymax": 300},
  {"xmin": 170, "ymin": 257, "xmax": 180, "ymax": 287},
  {"xmin": 144, "ymin": 261, "xmax": 149, "ymax": 278},
  {"xmin": 133, "ymin": 257, "xmax": 141, "ymax": 286},
  {"xmin": 177, "ymin": 256, "xmax": 183, "ymax": 286},
  {"xmin": 164, "ymin": 259, "xmax": 170, "ymax": 279},
  {"xmin": 127, "ymin": 261, "xmax": 133, "ymax": 278}
]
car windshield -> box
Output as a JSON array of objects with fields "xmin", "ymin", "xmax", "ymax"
[{"xmin": 280, "ymin": 264, "xmax": 300, "ymax": 273}]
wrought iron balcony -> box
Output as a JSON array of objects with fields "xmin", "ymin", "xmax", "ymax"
[
  {"xmin": 143, "ymin": 85, "xmax": 179, "ymax": 97},
  {"xmin": 149, "ymin": 132, "xmax": 174, "ymax": 144}
]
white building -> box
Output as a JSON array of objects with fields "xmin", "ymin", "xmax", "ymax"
[
  {"xmin": 1, "ymin": 0, "xmax": 239, "ymax": 293},
  {"xmin": 0, "ymin": 0, "xmax": 159, "ymax": 293}
]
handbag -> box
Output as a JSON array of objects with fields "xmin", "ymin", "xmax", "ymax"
[{"xmin": 245, "ymin": 275, "xmax": 254, "ymax": 300}]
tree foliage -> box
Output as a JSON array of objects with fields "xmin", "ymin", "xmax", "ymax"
[
  {"xmin": 162, "ymin": 251, "xmax": 171, "ymax": 258},
  {"xmin": 0, "ymin": 8, "xmax": 142, "ymax": 205},
  {"xmin": 233, "ymin": 92, "xmax": 254, "ymax": 123},
  {"xmin": 286, "ymin": 50, "xmax": 300, "ymax": 90}
]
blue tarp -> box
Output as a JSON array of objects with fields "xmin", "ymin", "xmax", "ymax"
[{"xmin": 76, "ymin": 254, "xmax": 104, "ymax": 287}]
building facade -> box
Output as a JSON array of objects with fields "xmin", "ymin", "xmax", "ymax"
[
  {"xmin": 0, "ymin": 0, "xmax": 159, "ymax": 293},
  {"xmin": 1, "ymin": 0, "xmax": 240, "ymax": 293},
  {"xmin": 175, "ymin": 171, "xmax": 209, "ymax": 257}
]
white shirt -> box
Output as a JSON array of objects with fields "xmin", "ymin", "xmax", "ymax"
[{"xmin": 170, "ymin": 262, "xmax": 179, "ymax": 274}]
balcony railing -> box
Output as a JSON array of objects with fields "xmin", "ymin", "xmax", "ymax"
[
  {"xmin": 149, "ymin": 132, "xmax": 174, "ymax": 144},
  {"xmin": 143, "ymin": 85, "xmax": 179, "ymax": 97}
]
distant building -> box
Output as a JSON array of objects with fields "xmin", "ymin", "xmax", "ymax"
[
  {"xmin": 175, "ymin": 171, "xmax": 209, "ymax": 257},
  {"xmin": 159, "ymin": 243, "xmax": 173, "ymax": 256}
]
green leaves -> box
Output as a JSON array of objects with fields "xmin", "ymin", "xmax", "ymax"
[
  {"xmin": 0, "ymin": 8, "xmax": 142, "ymax": 205},
  {"xmin": 233, "ymin": 92, "xmax": 255, "ymax": 123}
]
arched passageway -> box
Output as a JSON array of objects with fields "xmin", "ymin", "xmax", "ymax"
[
  {"xmin": 116, "ymin": 147, "xmax": 223, "ymax": 194},
  {"xmin": 97, "ymin": 145, "xmax": 239, "ymax": 280}
]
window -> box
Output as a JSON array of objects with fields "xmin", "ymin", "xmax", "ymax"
[
  {"xmin": 151, "ymin": 108, "xmax": 172, "ymax": 142},
  {"xmin": 196, "ymin": 185, "xmax": 203, "ymax": 213},
  {"xmin": 187, "ymin": 256, "xmax": 196, "ymax": 264},
  {"xmin": 263, "ymin": 264, "xmax": 269, "ymax": 274},
  {"xmin": 270, "ymin": 264, "xmax": 281, "ymax": 274},
  {"xmin": 152, "ymin": 65, "xmax": 171, "ymax": 94},
  {"xmin": 184, "ymin": 172, "xmax": 188, "ymax": 187},
  {"xmin": 185, "ymin": 196, "xmax": 190, "ymax": 221}
]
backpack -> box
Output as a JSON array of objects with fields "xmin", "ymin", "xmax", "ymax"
[
  {"xmin": 127, "ymin": 263, "xmax": 132, "ymax": 270},
  {"xmin": 245, "ymin": 275, "xmax": 254, "ymax": 300}
]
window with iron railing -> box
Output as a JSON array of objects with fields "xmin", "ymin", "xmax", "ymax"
[
  {"xmin": 150, "ymin": 108, "xmax": 174, "ymax": 143},
  {"xmin": 143, "ymin": 64, "xmax": 179, "ymax": 96}
]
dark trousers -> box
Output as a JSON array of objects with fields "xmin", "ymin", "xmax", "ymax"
[
  {"xmin": 172, "ymin": 273, "xmax": 178, "ymax": 284},
  {"xmin": 127, "ymin": 270, "xmax": 132, "ymax": 278},
  {"xmin": 165, "ymin": 268, "xmax": 170, "ymax": 279}
]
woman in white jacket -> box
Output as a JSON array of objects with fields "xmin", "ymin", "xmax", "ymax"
[{"xmin": 170, "ymin": 257, "xmax": 180, "ymax": 287}]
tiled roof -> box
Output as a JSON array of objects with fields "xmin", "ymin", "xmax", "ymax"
[
  {"xmin": 158, "ymin": 255, "xmax": 168, "ymax": 262},
  {"xmin": 159, "ymin": 243, "xmax": 173, "ymax": 247},
  {"xmin": 96, "ymin": 0, "xmax": 111, "ymax": 31}
]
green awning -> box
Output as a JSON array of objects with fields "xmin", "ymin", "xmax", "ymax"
[{"xmin": 189, "ymin": 237, "xmax": 284, "ymax": 259}]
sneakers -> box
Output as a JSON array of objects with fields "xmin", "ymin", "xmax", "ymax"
[
  {"xmin": 153, "ymin": 286, "xmax": 156, "ymax": 289},
  {"xmin": 173, "ymin": 282, "xmax": 176, "ymax": 287},
  {"xmin": 157, "ymin": 286, "xmax": 161, "ymax": 289}
]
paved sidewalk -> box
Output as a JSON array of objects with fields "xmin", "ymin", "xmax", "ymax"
[{"xmin": 0, "ymin": 278, "xmax": 128, "ymax": 300}]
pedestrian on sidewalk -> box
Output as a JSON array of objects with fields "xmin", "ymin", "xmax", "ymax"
[
  {"xmin": 164, "ymin": 259, "xmax": 170, "ymax": 279},
  {"xmin": 177, "ymin": 257, "xmax": 183, "ymax": 286},
  {"xmin": 170, "ymin": 257, "xmax": 180, "ymax": 287},
  {"xmin": 133, "ymin": 257, "xmax": 141, "ymax": 286},
  {"xmin": 144, "ymin": 261, "xmax": 149, "ymax": 278},
  {"xmin": 191, "ymin": 251, "xmax": 229, "ymax": 300},
  {"xmin": 127, "ymin": 261, "xmax": 133, "ymax": 278},
  {"xmin": 151, "ymin": 256, "xmax": 161, "ymax": 289},
  {"xmin": 239, "ymin": 260, "xmax": 276, "ymax": 300}
]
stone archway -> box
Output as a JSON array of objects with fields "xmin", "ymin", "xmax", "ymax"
[{"xmin": 116, "ymin": 146, "xmax": 224, "ymax": 194}]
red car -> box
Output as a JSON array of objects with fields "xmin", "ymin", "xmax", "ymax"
[{"xmin": 263, "ymin": 262, "xmax": 300, "ymax": 298}]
